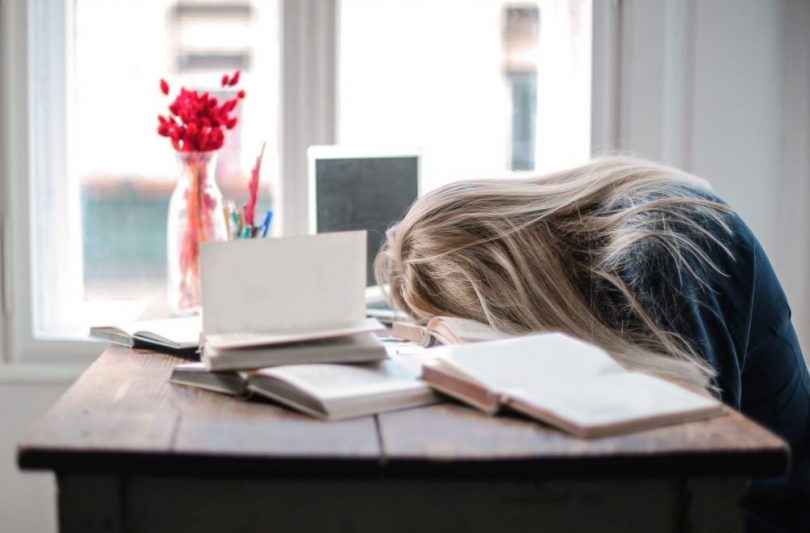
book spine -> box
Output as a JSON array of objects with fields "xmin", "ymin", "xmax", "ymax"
[{"xmin": 391, "ymin": 322, "xmax": 429, "ymax": 346}]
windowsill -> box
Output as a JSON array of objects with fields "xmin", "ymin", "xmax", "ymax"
[{"xmin": 31, "ymin": 291, "xmax": 176, "ymax": 342}]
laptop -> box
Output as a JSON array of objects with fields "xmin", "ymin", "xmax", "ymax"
[{"xmin": 307, "ymin": 146, "xmax": 419, "ymax": 322}]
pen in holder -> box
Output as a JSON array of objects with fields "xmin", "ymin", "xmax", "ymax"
[{"xmin": 222, "ymin": 143, "xmax": 272, "ymax": 241}]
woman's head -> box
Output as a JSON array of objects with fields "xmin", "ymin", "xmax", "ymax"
[{"xmin": 376, "ymin": 156, "xmax": 732, "ymax": 388}]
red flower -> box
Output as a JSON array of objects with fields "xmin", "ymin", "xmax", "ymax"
[
  {"xmin": 244, "ymin": 143, "xmax": 265, "ymax": 227},
  {"xmin": 157, "ymin": 71, "xmax": 245, "ymax": 152},
  {"xmin": 228, "ymin": 70, "xmax": 240, "ymax": 87}
]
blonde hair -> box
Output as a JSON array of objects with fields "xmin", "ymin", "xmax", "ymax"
[{"xmin": 375, "ymin": 156, "xmax": 734, "ymax": 389}]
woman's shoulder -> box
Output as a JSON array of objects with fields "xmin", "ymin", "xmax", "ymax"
[{"xmin": 622, "ymin": 181, "xmax": 793, "ymax": 363}]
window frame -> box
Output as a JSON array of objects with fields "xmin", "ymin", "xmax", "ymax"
[{"xmin": 0, "ymin": 0, "xmax": 617, "ymax": 366}]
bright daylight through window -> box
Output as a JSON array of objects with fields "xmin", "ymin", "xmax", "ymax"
[
  {"xmin": 28, "ymin": 0, "xmax": 590, "ymax": 340},
  {"xmin": 339, "ymin": 0, "xmax": 591, "ymax": 192},
  {"xmin": 31, "ymin": 0, "xmax": 279, "ymax": 337}
]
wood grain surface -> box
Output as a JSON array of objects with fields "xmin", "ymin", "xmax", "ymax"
[
  {"xmin": 377, "ymin": 402, "xmax": 788, "ymax": 477},
  {"xmin": 17, "ymin": 347, "xmax": 789, "ymax": 478},
  {"xmin": 17, "ymin": 347, "xmax": 380, "ymax": 475}
]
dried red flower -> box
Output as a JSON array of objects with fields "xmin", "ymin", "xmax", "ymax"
[
  {"xmin": 244, "ymin": 143, "xmax": 265, "ymax": 227},
  {"xmin": 228, "ymin": 70, "xmax": 241, "ymax": 87},
  {"xmin": 157, "ymin": 71, "xmax": 244, "ymax": 152}
]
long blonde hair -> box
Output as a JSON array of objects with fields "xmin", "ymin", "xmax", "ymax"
[{"xmin": 375, "ymin": 156, "xmax": 734, "ymax": 389}]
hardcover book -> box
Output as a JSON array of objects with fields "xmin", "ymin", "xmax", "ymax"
[
  {"xmin": 392, "ymin": 316, "xmax": 510, "ymax": 346},
  {"xmin": 421, "ymin": 333, "xmax": 726, "ymax": 438},
  {"xmin": 199, "ymin": 231, "xmax": 386, "ymax": 370},
  {"xmin": 170, "ymin": 354, "xmax": 440, "ymax": 420}
]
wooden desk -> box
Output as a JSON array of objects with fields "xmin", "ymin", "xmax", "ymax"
[{"xmin": 18, "ymin": 347, "xmax": 788, "ymax": 533}]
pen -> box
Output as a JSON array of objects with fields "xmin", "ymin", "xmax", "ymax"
[
  {"xmin": 223, "ymin": 207, "xmax": 232, "ymax": 240},
  {"xmin": 261, "ymin": 210, "xmax": 273, "ymax": 237},
  {"xmin": 230, "ymin": 211, "xmax": 240, "ymax": 239}
]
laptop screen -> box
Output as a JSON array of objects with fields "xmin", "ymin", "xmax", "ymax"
[{"xmin": 312, "ymin": 154, "xmax": 419, "ymax": 286}]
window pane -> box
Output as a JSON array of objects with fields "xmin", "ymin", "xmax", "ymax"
[
  {"xmin": 37, "ymin": 0, "xmax": 280, "ymax": 336},
  {"xmin": 338, "ymin": 0, "xmax": 591, "ymax": 192}
]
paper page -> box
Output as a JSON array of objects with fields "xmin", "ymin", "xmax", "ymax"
[
  {"xmin": 429, "ymin": 333, "xmax": 625, "ymax": 392},
  {"xmin": 206, "ymin": 317, "xmax": 384, "ymax": 350},
  {"xmin": 509, "ymin": 372, "xmax": 721, "ymax": 429},
  {"xmin": 429, "ymin": 317, "xmax": 509, "ymax": 344},
  {"xmin": 200, "ymin": 232, "xmax": 366, "ymax": 335},
  {"xmin": 252, "ymin": 354, "xmax": 434, "ymax": 401},
  {"xmin": 133, "ymin": 316, "xmax": 201, "ymax": 344}
]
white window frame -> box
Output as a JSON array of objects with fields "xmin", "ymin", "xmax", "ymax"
[{"xmin": 0, "ymin": 0, "xmax": 619, "ymax": 368}]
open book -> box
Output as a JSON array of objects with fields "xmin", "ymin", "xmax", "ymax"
[
  {"xmin": 392, "ymin": 316, "xmax": 510, "ymax": 346},
  {"xmin": 90, "ymin": 316, "xmax": 201, "ymax": 357},
  {"xmin": 170, "ymin": 354, "xmax": 439, "ymax": 420},
  {"xmin": 422, "ymin": 334, "xmax": 726, "ymax": 438},
  {"xmin": 199, "ymin": 232, "xmax": 386, "ymax": 370}
]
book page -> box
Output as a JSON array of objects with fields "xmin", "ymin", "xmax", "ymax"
[
  {"xmin": 508, "ymin": 372, "xmax": 722, "ymax": 430},
  {"xmin": 429, "ymin": 317, "xmax": 510, "ymax": 344},
  {"xmin": 431, "ymin": 333, "xmax": 625, "ymax": 392},
  {"xmin": 200, "ymin": 232, "xmax": 366, "ymax": 336},
  {"xmin": 133, "ymin": 316, "xmax": 201, "ymax": 345},
  {"xmin": 251, "ymin": 354, "xmax": 434, "ymax": 401},
  {"xmin": 206, "ymin": 317, "xmax": 384, "ymax": 350}
]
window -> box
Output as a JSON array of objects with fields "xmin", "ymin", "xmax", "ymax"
[
  {"xmin": 3, "ymin": 0, "xmax": 593, "ymax": 359},
  {"xmin": 27, "ymin": 0, "xmax": 279, "ymax": 340},
  {"xmin": 338, "ymin": 0, "xmax": 591, "ymax": 192}
]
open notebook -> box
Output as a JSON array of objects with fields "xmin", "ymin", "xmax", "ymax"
[
  {"xmin": 199, "ymin": 231, "xmax": 386, "ymax": 370},
  {"xmin": 392, "ymin": 316, "xmax": 510, "ymax": 346},
  {"xmin": 422, "ymin": 333, "xmax": 726, "ymax": 438},
  {"xmin": 170, "ymin": 354, "xmax": 439, "ymax": 420},
  {"xmin": 90, "ymin": 316, "xmax": 200, "ymax": 357}
]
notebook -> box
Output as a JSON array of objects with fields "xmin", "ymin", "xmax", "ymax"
[
  {"xmin": 169, "ymin": 362, "xmax": 247, "ymax": 396},
  {"xmin": 89, "ymin": 316, "xmax": 201, "ymax": 357},
  {"xmin": 170, "ymin": 354, "xmax": 440, "ymax": 420},
  {"xmin": 199, "ymin": 231, "xmax": 386, "ymax": 370},
  {"xmin": 392, "ymin": 316, "xmax": 510, "ymax": 346},
  {"xmin": 421, "ymin": 333, "xmax": 726, "ymax": 438},
  {"xmin": 202, "ymin": 329, "xmax": 386, "ymax": 372}
]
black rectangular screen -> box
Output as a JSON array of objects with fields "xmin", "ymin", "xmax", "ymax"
[{"xmin": 315, "ymin": 156, "xmax": 419, "ymax": 286}]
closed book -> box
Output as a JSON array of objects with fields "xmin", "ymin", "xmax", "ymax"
[
  {"xmin": 202, "ymin": 330, "xmax": 387, "ymax": 371},
  {"xmin": 422, "ymin": 334, "xmax": 726, "ymax": 438}
]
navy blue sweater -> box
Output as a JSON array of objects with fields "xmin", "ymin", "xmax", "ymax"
[{"xmin": 616, "ymin": 189, "xmax": 809, "ymax": 532}]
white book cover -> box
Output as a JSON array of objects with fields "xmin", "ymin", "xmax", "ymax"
[{"xmin": 200, "ymin": 231, "xmax": 369, "ymax": 339}]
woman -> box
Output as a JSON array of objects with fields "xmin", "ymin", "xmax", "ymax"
[{"xmin": 375, "ymin": 156, "xmax": 809, "ymax": 532}]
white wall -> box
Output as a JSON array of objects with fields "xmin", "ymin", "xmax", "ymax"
[
  {"xmin": 0, "ymin": 381, "xmax": 70, "ymax": 533},
  {"xmin": 608, "ymin": 0, "xmax": 810, "ymax": 356}
]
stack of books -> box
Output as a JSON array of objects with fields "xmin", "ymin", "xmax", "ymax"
[{"xmin": 175, "ymin": 230, "xmax": 439, "ymax": 419}]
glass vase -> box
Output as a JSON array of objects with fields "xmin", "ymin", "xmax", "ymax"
[{"xmin": 167, "ymin": 151, "xmax": 228, "ymax": 316}]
